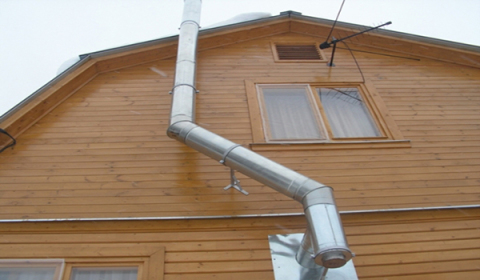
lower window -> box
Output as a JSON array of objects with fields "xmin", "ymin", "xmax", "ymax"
[
  {"xmin": 0, "ymin": 260, "xmax": 140, "ymax": 280},
  {"xmin": 69, "ymin": 266, "xmax": 138, "ymax": 280},
  {"xmin": 0, "ymin": 259, "xmax": 64, "ymax": 280},
  {"xmin": 0, "ymin": 243, "xmax": 164, "ymax": 280}
]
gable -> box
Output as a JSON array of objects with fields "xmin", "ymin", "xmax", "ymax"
[
  {"xmin": 0, "ymin": 31, "xmax": 479, "ymax": 220},
  {"xmin": 1, "ymin": 15, "xmax": 479, "ymax": 149}
]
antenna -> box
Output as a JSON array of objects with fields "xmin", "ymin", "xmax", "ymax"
[
  {"xmin": 320, "ymin": 21, "xmax": 392, "ymax": 66},
  {"xmin": 325, "ymin": 0, "xmax": 345, "ymax": 44}
]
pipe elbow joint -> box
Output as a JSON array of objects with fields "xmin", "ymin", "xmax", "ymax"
[
  {"xmin": 167, "ymin": 120, "xmax": 198, "ymax": 143},
  {"xmin": 301, "ymin": 186, "xmax": 335, "ymax": 208},
  {"xmin": 301, "ymin": 187, "xmax": 353, "ymax": 268}
]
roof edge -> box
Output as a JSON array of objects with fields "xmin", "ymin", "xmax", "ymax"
[
  {"xmin": 76, "ymin": 13, "xmax": 480, "ymax": 65},
  {"xmin": 0, "ymin": 56, "xmax": 93, "ymax": 124},
  {"xmin": 288, "ymin": 13, "xmax": 480, "ymax": 54},
  {"xmin": 2, "ymin": 12, "xmax": 479, "ymax": 129}
]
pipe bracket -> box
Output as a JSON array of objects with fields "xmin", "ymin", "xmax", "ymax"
[
  {"xmin": 181, "ymin": 20, "xmax": 201, "ymax": 28},
  {"xmin": 170, "ymin": 84, "xmax": 199, "ymax": 94},
  {"xmin": 224, "ymin": 168, "xmax": 249, "ymax": 195}
]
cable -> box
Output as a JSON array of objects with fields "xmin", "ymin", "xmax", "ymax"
[
  {"xmin": 342, "ymin": 41, "xmax": 365, "ymax": 83},
  {"xmin": 325, "ymin": 0, "xmax": 346, "ymax": 43},
  {"xmin": 0, "ymin": 128, "xmax": 16, "ymax": 153}
]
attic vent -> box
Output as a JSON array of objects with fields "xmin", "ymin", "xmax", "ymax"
[{"xmin": 273, "ymin": 43, "xmax": 326, "ymax": 62}]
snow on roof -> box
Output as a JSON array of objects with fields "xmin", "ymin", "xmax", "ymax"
[{"xmin": 57, "ymin": 56, "xmax": 81, "ymax": 75}]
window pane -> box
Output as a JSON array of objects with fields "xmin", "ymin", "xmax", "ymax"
[
  {"xmin": 0, "ymin": 267, "xmax": 57, "ymax": 280},
  {"xmin": 0, "ymin": 260, "xmax": 63, "ymax": 280},
  {"xmin": 70, "ymin": 267, "xmax": 138, "ymax": 280},
  {"xmin": 261, "ymin": 87, "xmax": 325, "ymax": 140},
  {"xmin": 318, "ymin": 88, "xmax": 380, "ymax": 138}
]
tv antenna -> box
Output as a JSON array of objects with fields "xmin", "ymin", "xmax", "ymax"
[
  {"xmin": 320, "ymin": 22, "xmax": 392, "ymax": 66},
  {"xmin": 319, "ymin": 0, "xmax": 392, "ymax": 66}
]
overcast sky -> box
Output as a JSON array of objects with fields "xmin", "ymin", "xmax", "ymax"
[{"xmin": 1, "ymin": 0, "xmax": 479, "ymax": 117}]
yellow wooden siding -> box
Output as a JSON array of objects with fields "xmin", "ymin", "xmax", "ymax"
[
  {"xmin": 0, "ymin": 60, "xmax": 99, "ymax": 141},
  {"xmin": 0, "ymin": 33, "xmax": 479, "ymax": 219},
  {"xmin": 0, "ymin": 208, "xmax": 478, "ymax": 279}
]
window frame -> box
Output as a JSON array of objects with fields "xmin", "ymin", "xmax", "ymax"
[
  {"xmin": 246, "ymin": 79, "xmax": 409, "ymax": 150},
  {"xmin": 0, "ymin": 244, "xmax": 165, "ymax": 280}
]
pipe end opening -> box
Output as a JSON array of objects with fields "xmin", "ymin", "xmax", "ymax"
[{"xmin": 318, "ymin": 251, "xmax": 346, "ymax": 268}]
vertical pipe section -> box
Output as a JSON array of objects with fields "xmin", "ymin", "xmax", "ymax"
[
  {"xmin": 170, "ymin": 0, "xmax": 201, "ymax": 125},
  {"xmin": 167, "ymin": 0, "xmax": 353, "ymax": 269}
]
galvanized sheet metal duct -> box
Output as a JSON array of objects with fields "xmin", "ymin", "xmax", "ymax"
[{"xmin": 167, "ymin": 0, "xmax": 353, "ymax": 268}]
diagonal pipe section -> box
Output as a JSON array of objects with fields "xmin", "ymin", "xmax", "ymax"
[{"xmin": 167, "ymin": 0, "xmax": 353, "ymax": 269}]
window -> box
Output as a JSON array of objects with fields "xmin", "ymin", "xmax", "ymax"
[
  {"xmin": 0, "ymin": 259, "xmax": 64, "ymax": 280},
  {"xmin": 259, "ymin": 85, "xmax": 326, "ymax": 141},
  {"xmin": 0, "ymin": 244, "xmax": 164, "ymax": 280},
  {"xmin": 0, "ymin": 261, "xmax": 141, "ymax": 280},
  {"xmin": 271, "ymin": 42, "xmax": 327, "ymax": 62},
  {"xmin": 245, "ymin": 80, "xmax": 408, "ymax": 150},
  {"xmin": 258, "ymin": 84, "xmax": 382, "ymax": 142}
]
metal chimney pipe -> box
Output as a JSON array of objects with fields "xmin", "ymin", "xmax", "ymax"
[
  {"xmin": 167, "ymin": 0, "xmax": 353, "ymax": 269},
  {"xmin": 169, "ymin": 0, "xmax": 201, "ymax": 125}
]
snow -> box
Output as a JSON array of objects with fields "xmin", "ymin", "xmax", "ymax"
[
  {"xmin": 203, "ymin": 12, "xmax": 271, "ymax": 29},
  {"xmin": 56, "ymin": 56, "xmax": 81, "ymax": 75}
]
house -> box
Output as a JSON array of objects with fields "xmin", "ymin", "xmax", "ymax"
[{"xmin": 0, "ymin": 1, "xmax": 479, "ymax": 279}]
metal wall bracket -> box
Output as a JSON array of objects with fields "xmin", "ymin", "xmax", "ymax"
[
  {"xmin": 169, "ymin": 83, "xmax": 199, "ymax": 94},
  {"xmin": 269, "ymin": 234, "xmax": 358, "ymax": 280},
  {"xmin": 224, "ymin": 169, "xmax": 249, "ymax": 195}
]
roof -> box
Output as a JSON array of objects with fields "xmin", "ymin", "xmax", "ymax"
[{"xmin": 1, "ymin": 11, "xmax": 479, "ymax": 148}]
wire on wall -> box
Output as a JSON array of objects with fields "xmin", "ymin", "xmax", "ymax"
[
  {"xmin": 341, "ymin": 41, "xmax": 366, "ymax": 83},
  {"xmin": 0, "ymin": 128, "xmax": 16, "ymax": 153}
]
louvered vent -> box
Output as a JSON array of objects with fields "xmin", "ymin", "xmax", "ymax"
[{"xmin": 276, "ymin": 44, "xmax": 323, "ymax": 60}]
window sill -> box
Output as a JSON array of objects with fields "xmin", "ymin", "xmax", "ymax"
[{"xmin": 250, "ymin": 139, "xmax": 411, "ymax": 151}]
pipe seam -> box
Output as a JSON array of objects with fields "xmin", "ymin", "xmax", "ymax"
[{"xmin": 219, "ymin": 144, "xmax": 242, "ymax": 165}]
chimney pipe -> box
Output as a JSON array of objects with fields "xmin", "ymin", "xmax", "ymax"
[{"xmin": 167, "ymin": 0, "xmax": 353, "ymax": 269}]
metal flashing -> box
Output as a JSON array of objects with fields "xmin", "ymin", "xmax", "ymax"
[
  {"xmin": 269, "ymin": 233, "xmax": 358, "ymax": 280},
  {"xmin": 0, "ymin": 204, "xmax": 477, "ymax": 223}
]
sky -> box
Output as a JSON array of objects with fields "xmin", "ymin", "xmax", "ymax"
[{"xmin": 1, "ymin": 0, "xmax": 479, "ymax": 117}]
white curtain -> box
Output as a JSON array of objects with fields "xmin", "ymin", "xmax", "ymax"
[
  {"xmin": 318, "ymin": 88, "xmax": 380, "ymax": 138},
  {"xmin": 70, "ymin": 267, "xmax": 137, "ymax": 280},
  {"xmin": 262, "ymin": 87, "xmax": 324, "ymax": 140},
  {"xmin": 0, "ymin": 267, "xmax": 56, "ymax": 280}
]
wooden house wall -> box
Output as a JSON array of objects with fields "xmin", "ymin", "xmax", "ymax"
[
  {"xmin": 0, "ymin": 33, "xmax": 479, "ymax": 219},
  {"xmin": 0, "ymin": 208, "xmax": 478, "ymax": 279}
]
